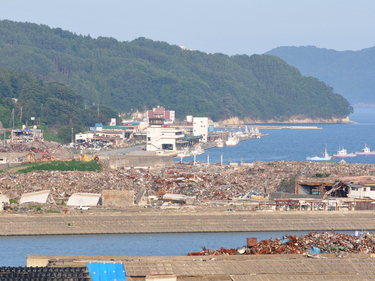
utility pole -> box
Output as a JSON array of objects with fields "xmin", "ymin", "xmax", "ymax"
[
  {"xmin": 41, "ymin": 104, "xmax": 43, "ymax": 124},
  {"xmin": 12, "ymin": 108, "xmax": 14, "ymax": 128},
  {"xmin": 71, "ymin": 127, "xmax": 74, "ymax": 144}
]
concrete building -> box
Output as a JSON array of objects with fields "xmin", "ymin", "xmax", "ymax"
[
  {"xmin": 146, "ymin": 118, "xmax": 185, "ymax": 151},
  {"xmin": 193, "ymin": 117, "xmax": 209, "ymax": 142},
  {"xmin": 11, "ymin": 127, "xmax": 44, "ymax": 143},
  {"xmin": 339, "ymin": 176, "xmax": 375, "ymax": 199},
  {"xmin": 296, "ymin": 176, "xmax": 375, "ymax": 200},
  {"xmin": 147, "ymin": 106, "xmax": 175, "ymax": 123}
]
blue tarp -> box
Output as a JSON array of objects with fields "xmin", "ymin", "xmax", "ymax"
[
  {"xmin": 87, "ymin": 262, "xmax": 126, "ymax": 281},
  {"xmin": 309, "ymin": 246, "xmax": 321, "ymax": 254},
  {"xmin": 281, "ymin": 236, "xmax": 290, "ymax": 244}
]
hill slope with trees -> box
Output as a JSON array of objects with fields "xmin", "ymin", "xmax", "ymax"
[
  {"xmin": 0, "ymin": 68, "xmax": 120, "ymax": 142},
  {"xmin": 0, "ymin": 20, "xmax": 352, "ymax": 122},
  {"xmin": 266, "ymin": 46, "xmax": 375, "ymax": 105}
]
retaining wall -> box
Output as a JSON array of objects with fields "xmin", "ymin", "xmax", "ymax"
[{"xmin": 1, "ymin": 210, "xmax": 375, "ymax": 236}]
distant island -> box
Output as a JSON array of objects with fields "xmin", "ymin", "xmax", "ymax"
[{"xmin": 0, "ymin": 20, "xmax": 352, "ymax": 127}]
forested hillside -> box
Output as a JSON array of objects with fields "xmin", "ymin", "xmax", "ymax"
[
  {"xmin": 0, "ymin": 68, "xmax": 119, "ymax": 142},
  {"xmin": 0, "ymin": 20, "xmax": 352, "ymax": 122},
  {"xmin": 266, "ymin": 46, "xmax": 375, "ymax": 105}
]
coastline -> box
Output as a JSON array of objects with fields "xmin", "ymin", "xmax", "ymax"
[{"xmin": 221, "ymin": 115, "xmax": 354, "ymax": 125}]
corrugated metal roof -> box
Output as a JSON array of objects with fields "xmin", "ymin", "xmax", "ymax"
[{"xmin": 87, "ymin": 262, "xmax": 126, "ymax": 281}]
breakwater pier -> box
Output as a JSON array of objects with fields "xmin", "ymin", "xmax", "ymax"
[
  {"xmin": 1, "ymin": 211, "xmax": 375, "ymax": 236},
  {"xmin": 5, "ymin": 211, "xmax": 375, "ymax": 280}
]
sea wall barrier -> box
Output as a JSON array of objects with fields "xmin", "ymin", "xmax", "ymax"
[{"xmin": 1, "ymin": 211, "xmax": 374, "ymax": 236}]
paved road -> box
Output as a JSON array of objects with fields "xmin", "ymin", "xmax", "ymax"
[{"xmin": 96, "ymin": 145, "xmax": 145, "ymax": 155}]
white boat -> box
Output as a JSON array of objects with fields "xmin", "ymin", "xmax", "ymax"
[
  {"xmin": 215, "ymin": 139, "xmax": 224, "ymax": 148},
  {"xmin": 191, "ymin": 144, "xmax": 204, "ymax": 155},
  {"xmin": 333, "ymin": 147, "xmax": 357, "ymax": 157},
  {"xmin": 306, "ymin": 148, "xmax": 332, "ymax": 161},
  {"xmin": 226, "ymin": 135, "xmax": 239, "ymax": 146},
  {"xmin": 176, "ymin": 149, "xmax": 191, "ymax": 158},
  {"xmin": 357, "ymin": 144, "xmax": 375, "ymax": 155}
]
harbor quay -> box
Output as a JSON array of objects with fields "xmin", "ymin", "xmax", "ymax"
[
  {"xmin": 26, "ymin": 253, "xmax": 375, "ymax": 281},
  {"xmin": 1, "ymin": 210, "xmax": 375, "ymax": 236},
  {"xmin": 5, "ymin": 211, "xmax": 375, "ymax": 280}
]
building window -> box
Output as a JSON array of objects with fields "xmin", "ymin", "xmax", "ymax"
[{"xmin": 147, "ymin": 137, "xmax": 151, "ymax": 141}]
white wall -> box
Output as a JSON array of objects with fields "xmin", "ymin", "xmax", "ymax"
[{"xmin": 193, "ymin": 117, "xmax": 208, "ymax": 142}]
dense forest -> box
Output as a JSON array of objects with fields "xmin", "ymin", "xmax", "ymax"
[
  {"xmin": 0, "ymin": 68, "xmax": 119, "ymax": 142},
  {"xmin": 0, "ymin": 20, "xmax": 352, "ymax": 123},
  {"xmin": 266, "ymin": 46, "xmax": 375, "ymax": 105}
]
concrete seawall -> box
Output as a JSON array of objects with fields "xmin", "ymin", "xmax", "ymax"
[{"xmin": 1, "ymin": 211, "xmax": 375, "ymax": 236}]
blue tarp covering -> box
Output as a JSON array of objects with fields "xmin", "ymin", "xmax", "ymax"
[
  {"xmin": 87, "ymin": 262, "xmax": 126, "ymax": 281},
  {"xmin": 281, "ymin": 236, "xmax": 290, "ymax": 244},
  {"xmin": 309, "ymin": 246, "xmax": 321, "ymax": 254}
]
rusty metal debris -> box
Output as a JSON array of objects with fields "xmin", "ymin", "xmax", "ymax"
[{"xmin": 187, "ymin": 232, "xmax": 375, "ymax": 256}]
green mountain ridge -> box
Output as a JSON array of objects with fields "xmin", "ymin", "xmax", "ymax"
[
  {"xmin": 266, "ymin": 46, "xmax": 375, "ymax": 105},
  {"xmin": 0, "ymin": 20, "xmax": 352, "ymax": 122}
]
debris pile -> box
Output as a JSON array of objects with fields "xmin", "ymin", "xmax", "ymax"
[
  {"xmin": 0, "ymin": 160, "xmax": 374, "ymax": 203},
  {"xmin": 0, "ymin": 141, "xmax": 69, "ymax": 154},
  {"xmin": 187, "ymin": 232, "xmax": 375, "ymax": 256}
]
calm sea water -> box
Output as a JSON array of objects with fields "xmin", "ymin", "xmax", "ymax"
[
  {"xmin": 2, "ymin": 107, "xmax": 375, "ymax": 267},
  {"xmin": 179, "ymin": 107, "xmax": 375, "ymax": 164},
  {"xmin": 0, "ymin": 231, "xmax": 357, "ymax": 267}
]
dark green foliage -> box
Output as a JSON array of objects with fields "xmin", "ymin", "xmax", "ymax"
[
  {"xmin": 0, "ymin": 20, "xmax": 352, "ymax": 122},
  {"xmin": 278, "ymin": 175, "xmax": 297, "ymax": 193},
  {"xmin": 312, "ymin": 172, "xmax": 331, "ymax": 178},
  {"xmin": 15, "ymin": 160, "xmax": 102, "ymax": 174},
  {"xmin": 0, "ymin": 67, "xmax": 119, "ymax": 132},
  {"xmin": 57, "ymin": 124, "xmax": 85, "ymax": 144}
]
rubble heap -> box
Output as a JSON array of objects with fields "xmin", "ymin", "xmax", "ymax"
[
  {"xmin": 187, "ymin": 231, "xmax": 375, "ymax": 256},
  {"xmin": 0, "ymin": 140, "xmax": 69, "ymax": 154},
  {"xmin": 0, "ymin": 161, "xmax": 374, "ymax": 202}
]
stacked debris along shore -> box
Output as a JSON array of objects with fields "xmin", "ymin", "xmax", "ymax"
[
  {"xmin": 0, "ymin": 140, "xmax": 70, "ymax": 154},
  {"xmin": 187, "ymin": 232, "xmax": 375, "ymax": 256},
  {"xmin": 0, "ymin": 160, "xmax": 375, "ymax": 203}
]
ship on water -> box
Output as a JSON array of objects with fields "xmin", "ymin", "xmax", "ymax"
[{"xmin": 306, "ymin": 147, "xmax": 332, "ymax": 161}]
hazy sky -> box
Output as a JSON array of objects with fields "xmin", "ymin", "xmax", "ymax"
[{"xmin": 2, "ymin": 0, "xmax": 375, "ymax": 55}]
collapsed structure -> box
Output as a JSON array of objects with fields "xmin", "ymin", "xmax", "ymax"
[{"xmin": 0, "ymin": 160, "xmax": 374, "ymax": 212}]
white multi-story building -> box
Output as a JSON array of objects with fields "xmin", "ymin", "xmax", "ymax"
[
  {"xmin": 193, "ymin": 117, "xmax": 209, "ymax": 142},
  {"xmin": 146, "ymin": 118, "xmax": 185, "ymax": 151}
]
